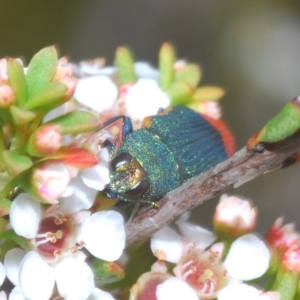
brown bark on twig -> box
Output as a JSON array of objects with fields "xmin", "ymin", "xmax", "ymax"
[{"xmin": 125, "ymin": 132, "xmax": 300, "ymax": 247}]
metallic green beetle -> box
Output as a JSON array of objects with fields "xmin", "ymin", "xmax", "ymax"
[{"xmin": 102, "ymin": 106, "xmax": 234, "ymax": 204}]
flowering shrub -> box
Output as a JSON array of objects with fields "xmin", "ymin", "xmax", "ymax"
[{"xmin": 0, "ymin": 43, "xmax": 297, "ymax": 300}]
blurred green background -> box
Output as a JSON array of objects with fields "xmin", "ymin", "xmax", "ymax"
[{"xmin": 1, "ymin": 0, "xmax": 300, "ymax": 233}]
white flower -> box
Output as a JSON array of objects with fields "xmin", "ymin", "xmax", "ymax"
[
  {"xmin": 6, "ymin": 193, "xmax": 125, "ymax": 299},
  {"xmin": 151, "ymin": 220, "xmax": 216, "ymax": 264}
]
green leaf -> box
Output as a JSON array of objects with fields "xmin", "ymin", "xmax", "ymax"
[
  {"xmin": 174, "ymin": 63, "xmax": 201, "ymax": 88},
  {"xmin": 7, "ymin": 58, "xmax": 27, "ymax": 107},
  {"xmin": 190, "ymin": 86, "xmax": 225, "ymax": 102},
  {"xmin": 26, "ymin": 46, "xmax": 58, "ymax": 100},
  {"xmin": 0, "ymin": 198, "xmax": 11, "ymax": 217},
  {"xmin": 257, "ymin": 99, "xmax": 300, "ymax": 143},
  {"xmin": 24, "ymin": 81, "xmax": 67, "ymax": 110},
  {"xmin": 46, "ymin": 110, "xmax": 101, "ymax": 135},
  {"xmin": 115, "ymin": 47, "xmax": 137, "ymax": 85},
  {"xmin": 2, "ymin": 150, "xmax": 32, "ymax": 176},
  {"xmin": 166, "ymin": 80, "xmax": 194, "ymax": 106},
  {"xmin": 159, "ymin": 42, "xmax": 176, "ymax": 90},
  {"xmin": 88, "ymin": 257, "xmax": 124, "ymax": 284},
  {"xmin": 9, "ymin": 105, "xmax": 36, "ymax": 125},
  {"xmin": 0, "ymin": 229, "xmax": 30, "ymax": 251}
]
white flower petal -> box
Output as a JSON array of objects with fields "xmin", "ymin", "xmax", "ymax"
[
  {"xmin": 156, "ymin": 277, "xmax": 198, "ymax": 300},
  {"xmin": 176, "ymin": 220, "xmax": 216, "ymax": 249},
  {"xmin": 87, "ymin": 288, "xmax": 116, "ymax": 300},
  {"xmin": 54, "ymin": 258, "xmax": 94, "ymax": 300},
  {"xmin": 60, "ymin": 176, "xmax": 97, "ymax": 213},
  {"xmin": 4, "ymin": 248, "xmax": 26, "ymax": 286},
  {"xmin": 19, "ymin": 252, "xmax": 55, "ymax": 300},
  {"xmin": 151, "ymin": 227, "xmax": 183, "ymax": 263},
  {"xmin": 9, "ymin": 287, "xmax": 26, "ymax": 300},
  {"xmin": 75, "ymin": 76, "xmax": 117, "ymax": 112},
  {"xmin": 77, "ymin": 211, "xmax": 125, "ymax": 261},
  {"xmin": 125, "ymin": 78, "xmax": 170, "ymax": 121},
  {"xmin": 217, "ymin": 283, "xmax": 260, "ymax": 300},
  {"xmin": 81, "ymin": 162, "xmax": 110, "ymax": 191},
  {"xmin": 224, "ymin": 234, "xmax": 270, "ymax": 280},
  {"xmin": 10, "ymin": 193, "xmax": 41, "ymax": 238}
]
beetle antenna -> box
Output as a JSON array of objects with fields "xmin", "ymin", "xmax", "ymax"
[{"xmin": 98, "ymin": 115, "xmax": 133, "ymax": 141}]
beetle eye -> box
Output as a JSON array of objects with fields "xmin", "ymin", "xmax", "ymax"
[
  {"xmin": 124, "ymin": 179, "xmax": 149, "ymax": 199},
  {"xmin": 110, "ymin": 152, "xmax": 133, "ymax": 172}
]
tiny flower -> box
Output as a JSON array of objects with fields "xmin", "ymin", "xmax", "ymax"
[
  {"xmin": 213, "ymin": 194, "xmax": 257, "ymax": 239},
  {"xmin": 31, "ymin": 161, "xmax": 74, "ymax": 204},
  {"xmin": 151, "ymin": 220, "xmax": 216, "ymax": 264},
  {"xmin": 173, "ymin": 244, "xmax": 230, "ymax": 299},
  {"xmin": 7, "ymin": 193, "xmax": 125, "ymax": 299}
]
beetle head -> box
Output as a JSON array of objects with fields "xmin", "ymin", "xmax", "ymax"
[{"xmin": 103, "ymin": 152, "xmax": 149, "ymax": 201}]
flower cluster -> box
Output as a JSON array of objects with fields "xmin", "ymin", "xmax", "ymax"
[
  {"xmin": 0, "ymin": 43, "xmax": 228, "ymax": 299},
  {"xmin": 129, "ymin": 194, "xmax": 300, "ymax": 300}
]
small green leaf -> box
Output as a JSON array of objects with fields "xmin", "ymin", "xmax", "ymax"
[
  {"xmin": 24, "ymin": 81, "xmax": 67, "ymax": 110},
  {"xmin": 115, "ymin": 47, "xmax": 137, "ymax": 85},
  {"xmin": 174, "ymin": 64, "xmax": 201, "ymax": 88},
  {"xmin": 166, "ymin": 80, "xmax": 194, "ymax": 106},
  {"xmin": 46, "ymin": 110, "xmax": 101, "ymax": 135},
  {"xmin": 273, "ymin": 270, "xmax": 297, "ymax": 300},
  {"xmin": 89, "ymin": 257, "xmax": 124, "ymax": 284},
  {"xmin": 26, "ymin": 46, "xmax": 58, "ymax": 100},
  {"xmin": 2, "ymin": 150, "xmax": 32, "ymax": 176},
  {"xmin": 9, "ymin": 105, "xmax": 36, "ymax": 125},
  {"xmin": 257, "ymin": 99, "xmax": 300, "ymax": 143},
  {"xmin": 191, "ymin": 86, "xmax": 225, "ymax": 102},
  {"xmin": 7, "ymin": 58, "xmax": 27, "ymax": 107},
  {"xmin": 159, "ymin": 42, "xmax": 176, "ymax": 90}
]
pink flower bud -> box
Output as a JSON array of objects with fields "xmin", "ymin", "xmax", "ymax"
[
  {"xmin": 265, "ymin": 217, "xmax": 300, "ymax": 255},
  {"xmin": 34, "ymin": 125, "xmax": 63, "ymax": 156},
  {"xmin": 54, "ymin": 57, "xmax": 77, "ymax": 100},
  {"xmin": 282, "ymin": 249, "xmax": 300, "ymax": 272},
  {"xmin": 213, "ymin": 194, "xmax": 257, "ymax": 239},
  {"xmin": 0, "ymin": 85, "xmax": 16, "ymax": 108},
  {"xmin": 31, "ymin": 161, "xmax": 72, "ymax": 204}
]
